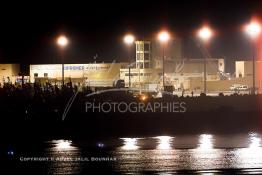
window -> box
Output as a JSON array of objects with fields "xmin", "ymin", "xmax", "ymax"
[
  {"xmin": 144, "ymin": 73, "xmax": 151, "ymax": 76},
  {"xmin": 136, "ymin": 53, "xmax": 140, "ymax": 60},
  {"xmin": 144, "ymin": 62, "xmax": 150, "ymax": 68},
  {"xmin": 144, "ymin": 53, "xmax": 150, "ymax": 60},
  {"xmin": 44, "ymin": 73, "xmax": 48, "ymax": 77},
  {"xmin": 137, "ymin": 62, "xmax": 143, "ymax": 69},
  {"xmin": 34, "ymin": 73, "xmax": 38, "ymax": 78},
  {"xmin": 136, "ymin": 53, "xmax": 143, "ymax": 60},
  {"xmin": 144, "ymin": 43, "xmax": 150, "ymax": 51},
  {"xmin": 129, "ymin": 73, "xmax": 141, "ymax": 76},
  {"xmin": 137, "ymin": 44, "xmax": 143, "ymax": 51}
]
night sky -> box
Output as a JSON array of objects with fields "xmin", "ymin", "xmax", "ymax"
[{"xmin": 0, "ymin": 0, "xmax": 262, "ymax": 72}]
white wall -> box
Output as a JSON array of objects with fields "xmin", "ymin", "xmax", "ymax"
[{"xmin": 0, "ymin": 64, "xmax": 20, "ymax": 84}]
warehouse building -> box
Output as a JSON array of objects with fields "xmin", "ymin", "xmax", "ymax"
[
  {"xmin": 29, "ymin": 40, "xmax": 227, "ymax": 91},
  {"xmin": 120, "ymin": 40, "xmax": 226, "ymax": 90},
  {"xmin": 235, "ymin": 60, "xmax": 262, "ymax": 91},
  {"xmin": 30, "ymin": 63, "xmax": 128, "ymax": 87},
  {"xmin": 0, "ymin": 64, "xmax": 20, "ymax": 85}
]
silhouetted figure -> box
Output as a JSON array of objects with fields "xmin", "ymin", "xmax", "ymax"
[{"xmin": 182, "ymin": 89, "xmax": 185, "ymax": 97}]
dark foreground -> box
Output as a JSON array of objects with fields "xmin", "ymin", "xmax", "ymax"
[{"xmin": 2, "ymin": 85, "xmax": 262, "ymax": 174}]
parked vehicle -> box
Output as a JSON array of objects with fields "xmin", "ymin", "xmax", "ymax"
[
  {"xmin": 230, "ymin": 84, "xmax": 242, "ymax": 91},
  {"xmin": 237, "ymin": 85, "xmax": 248, "ymax": 91},
  {"xmin": 230, "ymin": 84, "xmax": 248, "ymax": 91}
]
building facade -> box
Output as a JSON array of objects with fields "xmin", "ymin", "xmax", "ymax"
[
  {"xmin": 29, "ymin": 40, "xmax": 228, "ymax": 91},
  {"xmin": 120, "ymin": 41, "xmax": 162, "ymax": 90},
  {"xmin": 30, "ymin": 63, "xmax": 127, "ymax": 87},
  {"xmin": 120, "ymin": 40, "xmax": 226, "ymax": 90},
  {"xmin": 235, "ymin": 60, "xmax": 262, "ymax": 91},
  {"xmin": 0, "ymin": 64, "xmax": 20, "ymax": 85}
]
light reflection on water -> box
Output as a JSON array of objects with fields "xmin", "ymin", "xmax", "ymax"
[
  {"xmin": 233, "ymin": 133, "xmax": 262, "ymax": 169},
  {"xmin": 248, "ymin": 132, "xmax": 261, "ymax": 149},
  {"xmin": 120, "ymin": 138, "xmax": 140, "ymax": 150},
  {"xmin": 53, "ymin": 140, "xmax": 75, "ymax": 151},
  {"xmin": 113, "ymin": 133, "xmax": 262, "ymax": 173},
  {"xmin": 192, "ymin": 134, "xmax": 224, "ymax": 170},
  {"xmin": 16, "ymin": 133, "xmax": 262, "ymax": 174},
  {"xmin": 197, "ymin": 134, "xmax": 213, "ymax": 150},
  {"xmin": 155, "ymin": 136, "xmax": 173, "ymax": 150},
  {"xmin": 46, "ymin": 140, "xmax": 82, "ymax": 174}
]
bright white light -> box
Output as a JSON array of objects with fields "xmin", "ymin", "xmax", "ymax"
[
  {"xmin": 245, "ymin": 22, "xmax": 261, "ymax": 38},
  {"xmin": 198, "ymin": 134, "xmax": 213, "ymax": 150},
  {"xmin": 121, "ymin": 138, "xmax": 139, "ymax": 150},
  {"xmin": 124, "ymin": 34, "xmax": 135, "ymax": 45},
  {"xmin": 158, "ymin": 31, "xmax": 170, "ymax": 43},
  {"xmin": 249, "ymin": 133, "xmax": 261, "ymax": 149},
  {"xmin": 57, "ymin": 35, "xmax": 68, "ymax": 47},
  {"xmin": 55, "ymin": 140, "xmax": 72, "ymax": 150},
  {"xmin": 235, "ymin": 133, "xmax": 262, "ymax": 166},
  {"xmin": 198, "ymin": 27, "xmax": 212, "ymax": 41},
  {"xmin": 155, "ymin": 136, "xmax": 173, "ymax": 150}
]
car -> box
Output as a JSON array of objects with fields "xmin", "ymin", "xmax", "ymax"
[
  {"xmin": 230, "ymin": 84, "xmax": 249, "ymax": 91},
  {"xmin": 237, "ymin": 85, "xmax": 248, "ymax": 91},
  {"xmin": 230, "ymin": 84, "xmax": 242, "ymax": 91}
]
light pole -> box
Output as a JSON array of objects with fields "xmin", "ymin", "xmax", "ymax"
[
  {"xmin": 245, "ymin": 21, "xmax": 261, "ymax": 94},
  {"xmin": 57, "ymin": 35, "xmax": 68, "ymax": 87},
  {"xmin": 158, "ymin": 31, "xmax": 170, "ymax": 90},
  {"xmin": 198, "ymin": 26, "xmax": 213, "ymax": 94},
  {"xmin": 124, "ymin": 34, "xmax": 135, "ymax": 88}
]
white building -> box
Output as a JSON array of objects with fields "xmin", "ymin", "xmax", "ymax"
[
  {"xmin": 29, "ymin": 40, "xmax": 226, "ymax": 90},
  {"xmin": 120, "ymin": 40, "xmax": 226, "ymax": 90},
  {"xmin": 235, "ymin": 61, "xmax": 259, "ymax": 78},
  {"xmin": 235, "ymin": 60, "xmax": 262, "ymax": 91},
  {"xmin": 120, "ymin": 41, "xmax": 162, "ymax": 89},
  {"xmin": 0, "ymin": 64, "xmax": 20, "ymax": 85},
  {"xmin": 30, "ymin": 63, "xmax": 127, "ymax": 87}
]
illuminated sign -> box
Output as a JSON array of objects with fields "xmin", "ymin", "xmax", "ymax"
[{"xmin": 64, "ymin": 65, "xmax": 110, "ymax": 71}]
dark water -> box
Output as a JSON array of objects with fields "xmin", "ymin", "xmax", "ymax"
[{"xmin": 4, "ymin": 133, "xmax": 262, "ymax": 174}]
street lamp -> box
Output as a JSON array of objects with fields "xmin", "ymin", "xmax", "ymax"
[
  {"xmin": 245, "ymin": 21, "xmax": 261, "ymax": 94},
  {"xmin": 158, "ymin": 31, "xmax": 170, "ymax": 89},
  {"xmin": 198, "ymin": 26, "xmax": 213, "ymax": 94},
  {"xmin": 57, "ymin": 35, "xmax": 68, "ymax": 87},
  {"xmin": 124, "ymin": 34, "xmax": 135, "ymax": 88}
]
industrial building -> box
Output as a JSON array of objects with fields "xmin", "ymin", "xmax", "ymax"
[
  {"xmin": 0, "ymin": 64, "xmax": 20, "ymax": 85},
  {"xmin": 29, "ymin": 63, "xmax": 128, "ymax": 87},
  {"xmin": 120, "ymin": 40, "xmax": 226, "ymax": 91},
  {"xmin": 235, "ymin": 60, "xmax": 262, "ymax": 90},
  {"xmin": 28, "ymin": 39, "xmax": 262, "ymax": 93},
  {"xmin": 29, "ymin": 40, "xmax": 228, "ymax": 91}
]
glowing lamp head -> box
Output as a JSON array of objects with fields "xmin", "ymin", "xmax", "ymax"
[
  {"xmin": 124, "ymin": 34, "xmax": 135, "ymax": 45},
  {"xmin": 198, "ymin": 27, "xmax": 212, "ymax": 41},
  {"xmin": 57, "ymin": 35, "xmax": 68, "ymax": 47},
  {"xmin": 158, "ymin": 31, "xmax": 170, "ymax": 43},
  {"xmin": 245, "ymin": 22, "xmax": 261, "ymax": 39}
]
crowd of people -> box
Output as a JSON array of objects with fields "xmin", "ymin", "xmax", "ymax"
[{"xmin": 0, "ymin": 82, "xmax": 92, "ymax": 121}]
